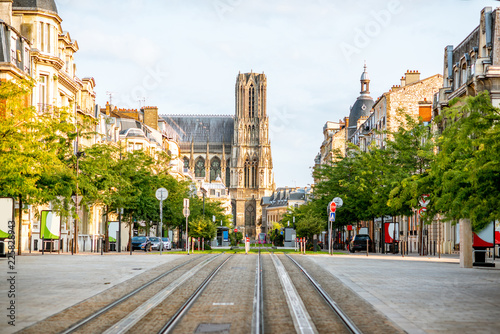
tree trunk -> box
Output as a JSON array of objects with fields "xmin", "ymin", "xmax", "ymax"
[{"xmin": 459, "ymin": 218, "xmax": 473, "ymax": 268}]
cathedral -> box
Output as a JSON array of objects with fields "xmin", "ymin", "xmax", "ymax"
[{"xmin": 162, "ymin": 72, "xmax": 275, "ymax": 238}]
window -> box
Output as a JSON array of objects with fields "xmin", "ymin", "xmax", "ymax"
[
  {"xmin": 38, "ymin": 76, "xmax": 47, "ymax": 111},
  {"xmin": 210, "ymin": 157, "xmax": 221, "ymax": 182},
  {"xmin": 183, "ymin": 157, "xmax": 189, "ymax": 169},
  {"xmin": 225, "ymin": 159, "xmax": 230, "ymax": 188},
  {"xmin": 249, "ymin": 84, "xmax": 255, "ymax": 118},
  {"xmin": 195, "ymin": 158, "xmax": 205, "ymax": 178}
]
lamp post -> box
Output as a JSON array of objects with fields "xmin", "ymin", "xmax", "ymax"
[{"xmin": 73, "ymin": 150, "xmax": 85, "ymax": 254}]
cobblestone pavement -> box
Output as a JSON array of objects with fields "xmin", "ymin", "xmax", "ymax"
[
  {"xmin": 307, "ymin": 253, "xmax": 500, "ymax": 334},
  {"xmin": 171, "ymin": 254, "xmax": 255, "ymax": 334},
  {"xmin": 2, "ymin": 251, "xmax": 500, "ymax": 334},
  {"xmin": 0, "ymin": 252, "xmax": 185, "ymax": 334}
]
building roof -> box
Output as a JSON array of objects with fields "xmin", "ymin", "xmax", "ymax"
[
  {"xmin": 161, "ymin": 115, "xmax": 234, "ymax": 153},
  {"xmin": 13, "ymin": 0, "xmax": 58, "ymax": 14}
]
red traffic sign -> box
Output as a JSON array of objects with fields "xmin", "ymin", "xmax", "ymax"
[
  {"xmin": 418, "ymin": 207, "xmax": 427, "ymax": 216},
  {"xmin": 330, "ymin": 202, "xmax": 336, "ymax": 213},
  {"xmin": 234, "ymin": 228, "xmax": 238, "ymax": 233},
  {"xmin": 246, "ymin": 237, "xmax": 250, "ymax": 243}
]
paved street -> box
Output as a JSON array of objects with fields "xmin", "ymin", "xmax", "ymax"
[
  {"xmin": 310, "ymin": 253, "xmax": 500, "ymax": 334},
  {"xmin": 1, "ymin": 252, "xmax": 500, "ymax": 333}
]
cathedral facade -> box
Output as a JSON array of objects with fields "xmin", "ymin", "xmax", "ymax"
[{"xmin": 162, "ymin": 72, "xmax": 275, "ymax": 238}]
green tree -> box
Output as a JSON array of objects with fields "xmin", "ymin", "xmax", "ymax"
[{"xmin": 428, "ymin": 92, "xmax": 500, "ymax": 232}]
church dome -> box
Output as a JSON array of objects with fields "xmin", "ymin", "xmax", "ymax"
[
  {"xmin": 13, "ymin": 0, "xmax": 58, "ymax": 14},
  {"xmin": 348, "ymin": 64, "xmax": 374, "ymax": 139}
]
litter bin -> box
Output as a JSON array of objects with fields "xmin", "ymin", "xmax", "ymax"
[{"xmin": 109, "ymin": 242, "xmax": 116, "ymax": 251}]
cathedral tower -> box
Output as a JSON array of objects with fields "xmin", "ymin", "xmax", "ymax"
[{"xmin": 230, "ymin": 72, "xmax": 274, "ymax": 238}]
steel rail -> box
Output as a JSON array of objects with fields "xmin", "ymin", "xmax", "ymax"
[
  {"xmin": 285, "ymin": 254, "xmax": 362, "ymax": 334},
  {"xmin": 251, "ymin": 250, "xmax": 264, "ymax": 334},
  {"xmin": 59, "ymin": 255, "xmax": 207, "ymax": 334},
  {"xmin": 159, "ymin": 254, "xmax": 233, "ymax": 334}
]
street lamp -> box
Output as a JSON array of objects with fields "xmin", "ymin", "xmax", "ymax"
[{"xmin": 73, "ymin": 150, "xmax": 85, "ymax": 254}]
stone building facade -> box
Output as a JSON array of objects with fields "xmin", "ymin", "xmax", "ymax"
[
  {"xmin": 162, "ymin": 72, "xmax": 275, "ymax": 238},
  {"xmin": 0, "ymin": 0, "xmax": 98, "ymax": 253},
  {"xmin": 432, "ymin": 6, "xmax": 500, "ymax": 261},
  {"xmin": 350, "ymin": 71, "xmax": 442, "ymax": 151}
]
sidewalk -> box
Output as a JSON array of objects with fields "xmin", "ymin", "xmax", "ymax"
[
  {"xmin": 0, "ymin": 252, "xmax": 185, "ymax": 333},
  {"xmin": 309, "ymin": 252, "xmax": 500, "ymax": 333}
]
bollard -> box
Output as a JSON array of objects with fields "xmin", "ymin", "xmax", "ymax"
[{"xmin": 366, "ymin": 239, "xmax": 369, "ymax": 257}]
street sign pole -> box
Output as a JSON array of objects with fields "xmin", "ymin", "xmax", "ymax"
[
  {"xmin": 156, "ymin": 188, "xmax": 169, "ymax": 256},
  {"xmin": 183, "ymin": 198, "xmax": 190, "ymax": 255},
  {"xmin": 159, "ymin": 200, "xmax": 163, "ymax": 255}
]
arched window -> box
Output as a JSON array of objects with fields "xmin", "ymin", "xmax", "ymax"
[
  {"xmin": 249, "ymin": 84, "xmax": 255, "ymax": 118},
  {"xmin": 244, "ymin": 158, "xmax": 258, "ymax": 188},
  {"xmin": 210, "ymin": 157, "xmax": 221, "ymax": 182},
  {"xmin": 183, "ymin": 157, "xmax": 189, "ymax": 170},
  {"xmin": 252, "ymin": 159, "xmax": 258, "ymax": 188},
  {"xmin": 245, "ymin": 202, "xmax": 256, "ymax": 227},
  {"xmin": 226, "ymin": 159, "xmax": 230, "ymax": 188},
  {"xmin": 195, "ymin": 158, "xmax": 205, "ymax": 178},
  {"xmin": 244, "ymin": 158, "xmax": 250, "ymax": 188}
]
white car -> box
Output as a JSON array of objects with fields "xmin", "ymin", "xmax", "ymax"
[{"xmin": 161, "ymin": 237, "xmax": 172, "ymax": 250}]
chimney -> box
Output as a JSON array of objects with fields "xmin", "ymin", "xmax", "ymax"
[
  {"xmin": 405, "ymin": 70, "xmax": 421, "ymax": 85},
  {"xmin": 0, "ymin": 0, "xmax": 13, "ymax": 26},
  {"xmin": 400, "ymin": 76, "xmax": 406, "ymax": 87},
  {"xmin": 143, "ymin": 106, "xmax": 159, "ymax": 130}
]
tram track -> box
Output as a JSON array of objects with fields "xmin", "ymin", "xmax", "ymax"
[{"xmin": 19, "ymin": 251, "xmax": 405, "ymax": 334}]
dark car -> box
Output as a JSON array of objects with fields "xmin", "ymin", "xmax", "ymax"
[
  {"xmin": 131, "ymin": 236, "xmax": 148, "ymax": 250},
  {"xmin": 350, "ymin": 234, "xmax": 372, "ymax": 253}
]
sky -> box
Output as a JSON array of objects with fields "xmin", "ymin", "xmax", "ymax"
[{"xmin": 55, "ymin": 0, "xmax": 500, "ymax": 188}]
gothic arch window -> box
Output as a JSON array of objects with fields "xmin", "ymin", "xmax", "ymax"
[
  {"xmin": 252, "ymin": 158, "xmax": 258, "ymax": 188},
  {"xmin": 210, "ymin": 157, "xmax": 221, "ymax": 182},
  {"xmin": 244, "ymin": 158, "xmax": 250, "ymax": 188},
  {"xmin": 195, "ymin": 157, "xmax": 205, "ymax": 178},
  {"xmin": 226, "ymin": 159, "xmax": 230, "ymax": 188},
  {"xmin": 249, "ymin": 84, "xmax": 255, "ymax": 118},
  {"xmin": 245, "ymin": 203, "xmax": 256, "ymax": 227},
  {"xmin": 183, "ymin": 157, "xmax": 189, "ymax": 170},
  {"xmin": 244, "ymin": 158, "xmax": 258, "ymax": 188}
]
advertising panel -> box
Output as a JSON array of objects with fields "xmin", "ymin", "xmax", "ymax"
[
  {"xmin": 223, "ymin": 230, "xmax": 229, "ymax": 242},
  {"xmin": 384, "ymin": 222, "xmax": 399, "ymax": 243},
  {"xmin": 40, "ymin": 211, "xmax": 61, "ymax": 240},
  {"xmin": 108, "ymin": 221, "xmax": 118, "ymax": 242},
  {"xmin": 0, "ymin": 198, "xmax": 14, "ymax": 239}
]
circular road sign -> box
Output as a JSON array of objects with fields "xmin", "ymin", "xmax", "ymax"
[
  {"xmin": 156, "ymin": 188, "xmax": 168, "ymax": 201},
  {"xmin": 333, "ymin": 197, "xmax": 343, "ymax": 208},
  {"xmin": 234, "ymin": 228, "xmax": 238, "ymax": 233},
  {"xmin": 330, "ymin": 202, "xmax": 337, "ymax": 213}
]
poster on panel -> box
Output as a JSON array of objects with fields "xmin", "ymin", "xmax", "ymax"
[
  {"xmin": 384, "ymin": 222, "xmax": 399, "ymax": 243},
  {"xmin": 0, "ymin": 198, "xmax": 15, "ymax": 239},
  {"xmin": 40, "ymin": 211, "xmax": 61, "ymax": 240}
]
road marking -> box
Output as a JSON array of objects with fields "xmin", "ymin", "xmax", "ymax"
[
  {"xmin": 270, "ymin": 254, "xmax": 318, "ymax": 334},
  {"xmin": 212, "ymin": 302, "xmax": 234, "ymax": 306}
]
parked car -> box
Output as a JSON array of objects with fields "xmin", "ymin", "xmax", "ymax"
[
  {"xmin": 350, "ymin": 234, "xmax": 372, "ymax": 253},
  {"xmin": 131, "ymin": 236, "xmax": 148, "ymax": 250},
  {"xmin": 141, "ymin": 237, "xmax": 162, "ymax": 251},
  {"xmin": 161, "ymin": 237, "xmax": 172, "ymax": 250}
]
